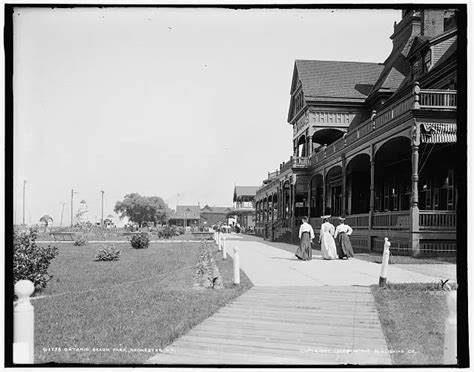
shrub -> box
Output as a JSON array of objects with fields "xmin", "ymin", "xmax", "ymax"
[
  {"xmin": 95, "ymin": 244, "xmax": 121, "ymax": 261},
  {"xmin": 130, "ymin": 232, "xmax": 149, "ymax": 249},
  {"xmin": 13, "ymin": 227, "xmax": 59, "ymax": 292},
  {"xmin": 159, "ymin": 225, "xmax": 176, "ymax": 239},
  {"xmin": 73, "ymin": 235, "xmax": 88, "ymax": 246}
]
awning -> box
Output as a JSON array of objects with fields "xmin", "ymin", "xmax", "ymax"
[{"xmin": 420, "ymin": 122, "xmax": 456, "ymax": 143}]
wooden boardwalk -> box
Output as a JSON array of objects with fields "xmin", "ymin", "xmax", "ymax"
[{"xmin": 147, "ymin": 286, "xmax": 392, "ymax": 365}]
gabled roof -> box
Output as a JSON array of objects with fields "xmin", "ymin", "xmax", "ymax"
[
  {"xmin": 293, "ymin": 60, "xmax": 384, "ymax": 101},
  {"xmin": 201, "ymin": 205, "xmax": 233, "ymax": 214},
  {"xmin": 170, "ymin": 205, "xmax": 201, "ymax": 219},
  {"xmin": 233, "ymin": 186, "xmax": 259, "ymax": 201}
]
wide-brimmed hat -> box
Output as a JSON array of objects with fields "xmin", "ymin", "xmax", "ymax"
[
  {"xmin": 321, "ymin": 215, "xmax": 331, "ymax": 219},
  {"xmin": 338, "ymin": 217, "xmax": 346, "ymax": 221}
]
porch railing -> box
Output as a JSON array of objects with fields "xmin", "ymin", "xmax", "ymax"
[
  {"xmin": 344, "ymin": 213, "xmax": 370, "ymax": 229},
  {"xmin": 419, "ymin": 210, "xmax": 456, "ymax": 229},
  {"xmin": 419, "ymin": 90, "xmax": 457, "ymax": 109},
  {"xmin": 372, "ymin": 211, "xmax": 410, "ymax": 230},
  {"xmin": 293, "ymin": 156, "xmax": 310, "ymax": 167},
  {"xmin": 267, "ymin": 170, "xmax": 280, "ymax": 180}
]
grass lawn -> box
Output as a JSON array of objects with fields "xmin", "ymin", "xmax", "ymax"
[
  {"xmin": 33, "ymin": 241, "xmax": 252, "ymax": 364},
  {"xmin": 371, "ymin": 283, "xmax": 452, "ymax": 365}
]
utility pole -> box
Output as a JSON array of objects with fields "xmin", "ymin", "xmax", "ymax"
[
  {"xmin": 71, "ymin": 189, "xmax": 78, "ymax": 227},
  {"xmin": 100, "ymin": 190, "xmax": 104, "ymax": 227},
  {"xmin": 22, "ymin": 180, "xmax": 27, "ymax": 226}
]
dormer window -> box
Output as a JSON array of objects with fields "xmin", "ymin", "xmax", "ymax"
[
  {"xmin": 412, "ymin": 59, "xmax": 422, "ymax": 80},
  {"xmin": 422, "ymin": 49, "xmax": 432, "ymax": 72}
]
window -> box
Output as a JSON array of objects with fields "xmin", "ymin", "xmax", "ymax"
[
  {"xmin": 390, "ymin": 185, "xmax": 399, "ymax": 211},
  {"xmin": 425, "ymin": 180, "xmax": 432, "ymax": 209},
  {"xmin": 412, "ymin": 59, "xmax": 422, "ymax": 80},
  {"xmin": 294, "ymin": 92, "xmax": 305, "ymax": 114},
  {"xmin": 423, "ymin": 50, "xmax": 431, "ymax": 72},
  {"xmin": 441, "ymin": 170, "xmax": 455, "ymax": 210},
  {"xmin": 383, "ymin": 183, "xmax": 390, "ymax": 212}
]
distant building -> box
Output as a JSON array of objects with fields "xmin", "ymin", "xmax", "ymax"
[
  {"xmin": 168, "ymin": 205, "xmax": 201, "ymax": 227},
  {"xmin": 255, "ymin": 8, "xmax": 461, "ymax": 256},
  {"xmin": 233, "ymin": 186, "xmax": 259, "ymax": 230},
  {"xmin": 200, "ymin": 205, "xmax": 233, "ymax": 227},
  {"xmin": 76, "ymin": 200, "xmax": 89, "ymax": 225}
]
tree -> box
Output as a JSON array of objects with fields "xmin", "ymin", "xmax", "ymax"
[
  {"xmin": 39, "ymin": 215, "xmax": 54, "ymax": 232},
  {"xmin": 114, "ymin": 193, "xmax": 170, "ymax": 227}
]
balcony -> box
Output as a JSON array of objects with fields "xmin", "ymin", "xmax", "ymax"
[
  {"xmin": 280, "ymin": 156, "xmax": 309, "ymax": 173},
  {"xmin": 310, "ymin": 88, "xmax": 457, "ymax": 167}
]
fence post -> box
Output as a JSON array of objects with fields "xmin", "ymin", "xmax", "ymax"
[
  {"xmin": 233, "ymin": 247, "xmax": 240, "ymax": 285},
  {"xmin": 378, "ymin": 237, "xmax": 391, "ymax": 287},
  {"xmin": 444, "ymin": 290, "xmax": 457, "ymax": 364},
  {"xmin": 217, "ymin": 232, "xmax": 221, "ymax": 251},
  {"xmin": 14, "ymin": 280, "xmax": 35, "ymax": 364},
  {"xmin": 223, "ymin": 237, "xmax": 227, "ymax": 259}
]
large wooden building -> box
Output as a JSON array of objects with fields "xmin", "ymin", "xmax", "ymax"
[{"xmin": 254, "ymin": 8, "xmax": 462, "ymax": 256}]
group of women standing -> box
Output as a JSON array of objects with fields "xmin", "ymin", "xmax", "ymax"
[{"xmin": 295, "ymin": 215, "xmax": 354, "ymax": 261}]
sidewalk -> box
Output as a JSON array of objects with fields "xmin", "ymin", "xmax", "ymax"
[{"xmin": 147, "ymin": 234, "xmax": 454, "ymax": 365}]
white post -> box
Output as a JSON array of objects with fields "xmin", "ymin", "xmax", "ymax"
[
  {"xmin": 218, "ymin": 232, "xmax": 222, "ymax": 251},
  {"xmin": 378, "ymin": 237, "xmax": 391, "ymax": 287},
  {"xmin": 223, "ymin": 237, "xmax": 227, "ymax": 259},
  {"xmin": 444, "ymin": 290, "xmax": 457, "ymax": 364},
  {"xmin": 14, "ymin": 280, "xmax": 35, "ymax": 364},
  {"xmin": 233, "ymin": 247, "xmax": 240, "ymax": 285}
]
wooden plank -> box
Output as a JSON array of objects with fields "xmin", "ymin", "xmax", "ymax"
[
  {"xmin": 190, "ymin": 323, "xmax": 384, "ymax": 340},
  {"xmin": 180, "ymin": 333, "xmax": 387, "ymax": 351},
  {"xmin": 214, "ymin": 310, "xmax": 381, "ymax": 323},
  {"xmin": 207, "ymin": 314, "xmax": 383, "ymax": 330},
  {"xmin": 201, "ymin": 316, "xmax": 385, "ymax": 332}
]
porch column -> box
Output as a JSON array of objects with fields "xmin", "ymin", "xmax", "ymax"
[
  {"xmin": 271, "ymin": 194, "xmax": 275, "ymax": 223},
  {"xmin": 258, "ymin": 202, "xmax": 261, "ymax": 225},
  {"xmin": 307, "ymin": 135, "xmax": 313, "ymax": 156},
  {"xmin": 342, "ymin": 154, "xmax": 347, "ymax": 217},
  {"xmin": 307, "ymin": 182, "xmax": 311, "ymax": 218},
  {"xmin": 369, "ymin": 156, "xmax": 375, "ymax": 230},
  {"xmin": 411, "ymin": 145, "xmax": 419, "ymax": 209},
  {"xmin": 276, "ymin": 187, "xmax": 280, "ymax": 220},
  {"xmin": 322, "ymin": 169, "xmax": 326, "ymax": 215},
  {"xmin": 411, "ymin": 142, "xmax": 420, "ymax": 255}
]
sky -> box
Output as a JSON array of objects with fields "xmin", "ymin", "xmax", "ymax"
[{"xmin": 12, "ymin": 6, "xmax": 401, "ymax": 226}]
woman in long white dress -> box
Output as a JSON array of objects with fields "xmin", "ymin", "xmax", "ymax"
[{"xmin": 319, "ymin": 216, "xmax": 338, "ymax": 260}]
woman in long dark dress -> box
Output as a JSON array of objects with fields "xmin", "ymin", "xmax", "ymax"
[
  {"xmin": 334, "ymin": 217, "xmax": 354, "ymax": 259},
  {"xmin": 295, "ymin": 216, "xmax": 315, "ymax": 261}
]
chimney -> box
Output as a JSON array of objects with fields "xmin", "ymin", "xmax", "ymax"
[{"xmin": 421, "ymin": 9, "xmax": 445, "ymax": 37}]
